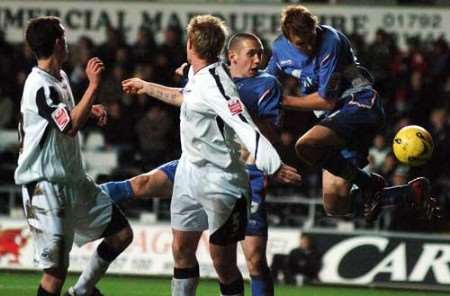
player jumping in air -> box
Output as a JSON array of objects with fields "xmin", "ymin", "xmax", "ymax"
[
  {"xmin": 15, "ymin": 17, "xmax": 133, "ymax": 296},
  {"xmin": 267, "ymin": 5, "xmax": 439, "ymax": 222}
]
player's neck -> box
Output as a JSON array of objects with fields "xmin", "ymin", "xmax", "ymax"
[
  {"xmin": 190, "ymin": 59, "xmax": 210, "ymax": 74},
  {"xmin": 229, "ymin": 65, "xmax": 242, "ymax": 78},
  {"xmin": 37, "ymin": 57, "xmax": 62, "ymax": 80}
]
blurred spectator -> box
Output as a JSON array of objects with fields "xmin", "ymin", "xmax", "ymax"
[
  {"xmin": 271, "ymin": 234, "xmax": 320, "ymax": 285},
  {"xmin": 0, "ymin": 87, "xmax": 14, "ymax": 128},
  {"xmin": 132, "ymin": 26, "xmax": 158, "ymax": 64},
  {"xmin": 135, "ymin": 105, "xmax": 175, "ymax": 169},
  {"xmin": 368, "ymin": 134, "xmax": 391, "ymax": 173}
]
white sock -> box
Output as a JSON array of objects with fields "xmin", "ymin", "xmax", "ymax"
[
  {"xmin": 73, "ymin": 250, "xmax": 110, "ymax": 295},
  {"xmin": 171, "ymin": 277, "xmax": 199, "ymax": 296}
]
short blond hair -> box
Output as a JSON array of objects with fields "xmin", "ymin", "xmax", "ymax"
[
  {"xmin": 281, "ymin": 5, "xmax": 318, "ymax": 38},
  {"xmin": 187, "ymin": 15, "xmax": 228, "ymax": 62}
]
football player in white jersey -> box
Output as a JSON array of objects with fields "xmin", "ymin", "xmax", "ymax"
[
  {"xmin": 14, "ymin": 17, "xmax": 133, "ymax": 296},
  {"xmin": 122, "ymin": 15, "xmax": 300, "ymax": 296}
]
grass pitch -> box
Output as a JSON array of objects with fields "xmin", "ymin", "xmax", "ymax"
[{"xmin": 0, "ymin": 271, "xmax": 447, "ymax": 296}]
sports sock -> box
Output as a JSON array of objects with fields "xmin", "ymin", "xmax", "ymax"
[
  {"xmin": 37, "ymin": 285, "xmax": 58, "ymax": 296},
  {"xmin": 72, "ymin": 242, "xmax": 118, "ymax": 295},
  {"xmin": 100, "ymin": 180, "xmax": 133, "ymax": 203},
  {"xmin": 219, "ymin": 275, "xmax": 244, "ymax": 296},
  {"xmin": 321, "ymin": 150, "xmax": 371, "ymax": 188},
  {"xmin": 251, "ymin": 268, "xmax": 274, "ymax": 296},
  {"xmin": 171, "ymin": 265, "xmax": 199, "ymax": 296}
]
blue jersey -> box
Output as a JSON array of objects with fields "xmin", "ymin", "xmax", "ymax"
[
  {"xmin": 233, "ymin": 71, "xmax": 282, "ymax": 127},
  {"xmin": 266, "ymin": 25, "xmax": 358, "ymax": 101}
]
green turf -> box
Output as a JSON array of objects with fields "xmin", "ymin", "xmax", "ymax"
[{"xmin": 0, "ymin": 271, "xmax": 446, "ymax": 296}]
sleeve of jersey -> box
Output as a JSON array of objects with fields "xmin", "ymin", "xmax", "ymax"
[
  {"xmin": 257, "ymin": 77, "xmax": 282, "ymax": 126},
  {"xmin": 35, "ymin": 86, "xmax": 72, "ymax": 133},
  {"xmin": 202, "ymin": 77, "xmax": 282, "ymax": 175},
  {"xmin": 318, "ymin": 39, "xmax": 342, "ymax": 100}
]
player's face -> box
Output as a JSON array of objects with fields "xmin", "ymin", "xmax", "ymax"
[
  {"xmin": 288, "ymin": 30, "xmax": 317, "ymax": 56},
  {"xmin": 229, "ymin": 39, "xmax": 263, "ymax": 78}
]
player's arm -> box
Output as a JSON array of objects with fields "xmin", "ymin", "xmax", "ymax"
[
  {"xmin": 253, "ymin": 77, "xmax": 283, "ymax": 144},
  {"xmin": 283, "ymin": 38, "xmax": 342, "ymax": 112},
  {"xmin": 122, "ymin": 78, "xmax": 183, "ymax": 107},
  {"xmin": 36, "ymin": 58, "xmax": 103, "ymax": 136},
  {"xmin": 66, "ymin": 58, "xmax": 104, "ymax": 136},
  {"xmin": 282, "ymin": 91, "xmax": 336, "ymax": 111}
]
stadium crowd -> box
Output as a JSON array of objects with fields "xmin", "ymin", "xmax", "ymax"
[{"xmin": 0, "ymin": 25, "xmax": 449, "ymax": 228}]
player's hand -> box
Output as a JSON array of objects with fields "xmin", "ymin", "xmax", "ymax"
[
  {"xmin": 90, "ymin": 104, "xmax": 108, "ymax": 127},
  {"xmin": 122, "ymin": 78, "xmax": 146, "ymax": 95},
  {"xmin": 273, "ymin": 163, "xmax": 302, "ymax": 185},
  {"xmin": 85, "ymin": 57, "xmax": 104, "ymax": 88},
  {"xmin": 175, "ymin": 63, "xmax": 189, "ymax": 77}
]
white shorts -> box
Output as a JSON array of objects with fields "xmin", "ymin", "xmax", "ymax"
[
  {"xmin": 171, "ymin": 158, "xmax": 249, "ymax": 245},
  {"xmin": 22, "ymin": 176, "xmax": 112, "ymax": 269}
]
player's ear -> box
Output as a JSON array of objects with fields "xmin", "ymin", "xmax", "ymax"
[{"xmin": 228, "ymin": 50, "xmax": 237, "ymax": 64}]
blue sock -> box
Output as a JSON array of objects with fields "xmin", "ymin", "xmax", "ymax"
[
  {"xmin": 251, "ymin": 270, "xmax": 274, "ymax": 296},
  {"xmin": 100, "ymin": 180, "xmax": 133, "ymax": 203}
]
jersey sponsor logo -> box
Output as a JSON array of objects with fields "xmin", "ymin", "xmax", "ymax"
[
  {"xmin": 228, "ymin": 98, "xmax": 243, "ymax": 115},
  {"xmin": 51, "ymin": 107, "xmax": 70, "ymax": 132},
  {"xmin": 280, "ymin": 59, "xmax": 293, "ymax": 66}
]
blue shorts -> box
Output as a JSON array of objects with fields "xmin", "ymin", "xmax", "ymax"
[
  {"xmin": 319, "ymin": 88, "xmax": 385, "ymax": 167},
  {"xmin": 158, "ymin": 160, "xmax": 268, "ymax": 237},
  {"xmin": 246, "ymin": 164, "xmax": 268, "ymax": 237}
]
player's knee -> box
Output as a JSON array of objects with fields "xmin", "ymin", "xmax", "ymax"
[
  {"xmin": 246, "ymin": 255, "xmax": 267, "ymax": 276},
  {"xmin": 107, "ymin": 225, "xmax": 133, "ymax": 252},
  {"xmin": 295, "ymin": 138, "xmax": 321, "ymax": 166},
  {"xmin": 130, "ymin": 174, "xmax": 152, "ymax": 198},
  {"xmin": 172, "ymin": 242, "xmax": 197, "ymax": 265}
]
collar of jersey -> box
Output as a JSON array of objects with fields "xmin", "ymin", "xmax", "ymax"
[
  {"xmin": 192, "ymin": 61, "xmax": 220, "ymax": 76},
  {"xmin": 33, "ymin": 67, "xmax": 63, "ymax": 82}
]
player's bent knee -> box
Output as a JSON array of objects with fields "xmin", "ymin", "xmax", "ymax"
[{"xmin": 295, "ymin": 138, "xmax": 323, "ymax": 166}]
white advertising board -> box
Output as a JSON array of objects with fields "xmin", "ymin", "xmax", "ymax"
[{"xmin": 0, "ymin": 1, "xmax": 449, "ymax": 48}]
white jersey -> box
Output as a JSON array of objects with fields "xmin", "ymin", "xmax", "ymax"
[
  {"xmin": 180, "ymin": 62, "xmax": 281, "ymax": 175},
  {"xmin": 15, "ymin": 67, "xmax": 85, "ymax": 185}
]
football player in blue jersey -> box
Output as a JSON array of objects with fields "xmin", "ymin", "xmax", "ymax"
[
  {"xmin": 102, "ymin": 33, "xmax": 295, "ymax": 296},
  {"xmin": 266, "ymin": 5, "xmax": 439, "ymax": 221}
]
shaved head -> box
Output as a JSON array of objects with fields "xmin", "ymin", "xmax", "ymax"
[{"xmin": 227, "ymin": 32, "xmax": 263, "ymax": 53}]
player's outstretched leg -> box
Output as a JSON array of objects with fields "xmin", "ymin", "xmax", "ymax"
[
  {"xmin": 101, "ymin": 161, "xmax": 177, "ymax": 203},
  {"xmin": 66, "ymin": 206, "xmax": 133, "ymax": 296},
  {"xmin": 295, "ymin": 125, "xmax": 386, "ymax": 219}
]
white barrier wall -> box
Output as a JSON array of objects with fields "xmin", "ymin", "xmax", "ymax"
[
  {"xmin": 0, "ymin": 219, "xmax": 299, "ymax": 278},
  {"xmin": 0, "ymin": 1, "xmax": 449, "ymax": 48}
]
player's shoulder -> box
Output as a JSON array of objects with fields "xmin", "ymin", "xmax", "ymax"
[
  {"xmin": 251, "ymin": 71, "xmax": 281, "ymax": 91},
  {"xmin": 198, "ymin": 62, "xmax": 234, "ymax": 87},
  {"xmin": 23, "ymin": 68, "xmax": 51, "ymax": 93},
  {"xmin": 272, "ymin": 34, "xmax": 289, "ymax": 50},
  {"xmin": 320, "ymin": 25, "xmax": 343, "ymax": 44}
]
